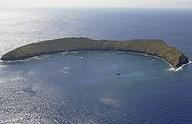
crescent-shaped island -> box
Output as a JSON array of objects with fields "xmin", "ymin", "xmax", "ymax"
[{"xmin": 1, "ymin": 37, "xmax": 189, "ymax": 68}]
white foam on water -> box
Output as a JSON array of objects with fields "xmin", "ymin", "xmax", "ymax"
[
  {"xmin": 144, "ymin": 54, "xmax": 148, "ymax": 57},
  {"xmin": 167, "ymin": 65, "xmax": 184, "ymax": 72},
  {"xmin": 167, "ymin": 67, "xmax": 176, "ymax": 72},
  {"xmin": 175, "ymin": 65, "xmax": 184, "ymax": 72},
  {"xmin": 188, "ymin": 60, "xmax": 192, "ymax": 64},
  {"xmin": 167, "ymin": 60, "xmax": 192, "ymax": 72}
]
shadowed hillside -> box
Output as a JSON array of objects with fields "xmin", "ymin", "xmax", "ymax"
[{"xmin": 1, "ymin": 37, "xmax": 189, "ymax": 68}]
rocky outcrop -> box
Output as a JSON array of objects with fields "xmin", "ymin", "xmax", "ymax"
[{"xmin": 1, "ymin": 37, "xmax": 189, "ymax": 68}]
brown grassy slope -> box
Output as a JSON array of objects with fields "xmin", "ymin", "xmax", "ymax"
[{"xmin": 1, "ymin": 37, "xmax": 189, "ymax": 68}]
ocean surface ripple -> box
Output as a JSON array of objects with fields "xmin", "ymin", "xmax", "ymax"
[{"xmin": 0, "ymin": 8, "xmax": 192, "ymax": 124}]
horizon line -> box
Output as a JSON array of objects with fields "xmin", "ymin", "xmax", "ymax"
[{"xmin": 0, "ymin": 6, "xmax": 192, "ymax": 10}]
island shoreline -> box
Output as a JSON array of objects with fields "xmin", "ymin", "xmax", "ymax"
[{"xmin": 1, "ymin": 37, "xmax": 189, "ymax": 69}]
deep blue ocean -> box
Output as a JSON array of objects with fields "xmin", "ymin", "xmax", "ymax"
[{"xmin": 0, "ymin": 8, "xmax": 192, "ymax": 123}]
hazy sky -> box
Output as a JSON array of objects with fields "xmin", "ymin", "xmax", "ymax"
[{"xmin": 0, "ymin": 0, "xmax": 192, "ymax": 8}]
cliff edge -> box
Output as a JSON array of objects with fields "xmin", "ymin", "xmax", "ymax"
[{"xmin": 1, "ymin": 37, "xmax": 189, "ymax": 68}]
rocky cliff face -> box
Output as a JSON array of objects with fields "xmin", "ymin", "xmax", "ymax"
[{"xmin": 1, "ymin": 37, "xmax": 189, "ymax": 68}]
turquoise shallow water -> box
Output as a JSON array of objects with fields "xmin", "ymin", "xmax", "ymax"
[{"xmin": 0, "ymin": 8, "xmax": 192, "ymax": 123}]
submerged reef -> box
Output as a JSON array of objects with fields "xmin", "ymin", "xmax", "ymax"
[{"xmin": 1, "ymin": 37, "xmax": 189, "ymax": 68}]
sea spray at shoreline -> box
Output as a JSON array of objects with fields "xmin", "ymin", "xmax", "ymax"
[
  {"xmin": 1, "ymin": 37, "xmax": 189, "ymax": 69},
  {"xmin": 188, "ymin": 60, "xmax": 192, "ymax": 64},
  {"xmin": 0, "ymin": 51, "xmax": 179, "ymax": 123},
  {"xmin": 1, "ymin": 8, "xmax": 192, "ymax": 123},
  {"xmin": 1, "ymin": 50, "xmax": 190, "ymax": 72}
]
